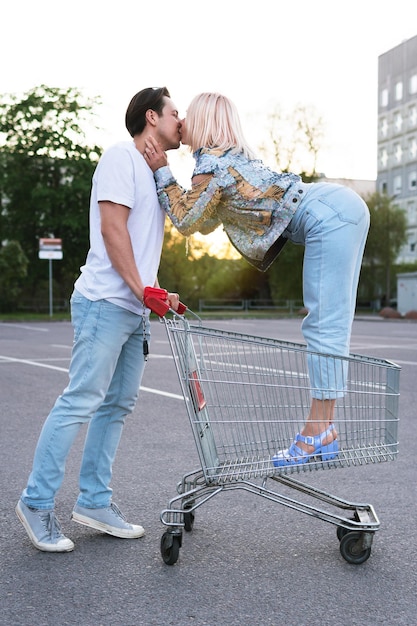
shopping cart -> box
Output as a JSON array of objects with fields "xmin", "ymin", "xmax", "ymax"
[{"xmin": 158, "ymin": 308, "xmax": 400, "ymax": 566}]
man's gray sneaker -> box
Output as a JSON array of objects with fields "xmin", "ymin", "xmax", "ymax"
[
  {"xmin": 16, "ymin": 499, "xmax": 74, "ymax": 552},
  {"xmin": 71, "ymin": 502, "xmax": 145, "ymax": 538}
]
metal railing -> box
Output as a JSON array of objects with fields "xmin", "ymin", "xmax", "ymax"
[{"xmin": 198, "ymin": 299, "xmax": 305, "ymax": 313}]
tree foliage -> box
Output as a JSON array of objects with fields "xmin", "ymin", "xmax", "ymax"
[
  {"xmin": 0, "ymin": 240, "xmax": 28, "ymax": 311},
  {"xmin": 362, "ymin": 192, "xmax": 408, "ymax": 301},
  {"xmin": 0, "ymin": 85, "xmax": 102, "ymax": 302},
  {"xmin": 364, "ymin": 192, "xmax": 408, "ymax": 264},
  {"xmin": 159, "ymin": 224, "xmax": 255, "ymax": 309},
  {"xmin": 266, "ymin": 242, "xmax": 304, "ymax": 302}
]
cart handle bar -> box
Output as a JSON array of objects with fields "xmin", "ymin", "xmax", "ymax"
[{"xmin": 143, "ymin": 286, "xmax": 187, "ymax": 317}]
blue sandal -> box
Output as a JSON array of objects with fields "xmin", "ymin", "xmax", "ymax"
[{"xmin": 272, "ymin": 424, "xmax": 338, "ymax": 467}]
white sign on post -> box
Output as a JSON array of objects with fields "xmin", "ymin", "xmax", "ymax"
[
  {"xmin": 38, "ymin": 238, "xmax": 63, "ymax": 316},
  {"xmin": 38, "ymin": 238, "xmax": 63, "ymax": 260}
]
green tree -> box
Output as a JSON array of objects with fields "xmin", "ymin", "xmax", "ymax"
[
  {"xmin": 158, "ymin": 224, "xmax": 199, "ymax": 302},
  {"xmin": 363, "ymin": 192, "xmax": 408, "ymax": 303},
  {"xmin": 0, "ymin": 240, "xmax": 29, "ymax": 311},
  {"xmin": 266, "ymin": 243, "xmax": 304, "ymax": 303},
  {"xmin": 0, "ymin": 85, "xmax": 102, "ymax": 301}
]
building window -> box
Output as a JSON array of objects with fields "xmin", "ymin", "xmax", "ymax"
[
  {"xmin": 380, "ymin": 180, "xmax": 388, "ymax": 194},
  {"xmin": 407, "ymin": 201, "xmax": 416, "ymax": 225},
  {"xmin": 410, "ymin": 74, "xmax": 417, "ymax": 95},
  {"xmin": 409, "ymin": 137, "xmax": 417, "ymax": 159},
  {"xmin": 410, "ymin": 105, "xmax": 417, "ymax": 127},
  {"xmin": 380, "ymin": 117, "xmax": 388, "ymax": 137},
  {"xmin": 380, "ymin": 88, "xmax": 389, "ymax": 107},
  {"xmin": 394, "ymin": 111, "xmax": 402, "ymax": 132},
  {"xmin": 379, "ymin": 148, "xmax": 388, "ymax": 168},
  {"xmin": 409, "ymin": 171, "xmax": 417, "ymax": 190},
  {"xmin": 395, "ymin": 81, "xmax": 403, "ymax": 101},
  {"xmin": 407, "ymin": 227, "xmax": 417, "ymax": 253},
  {"xmin": 394, "ymin": 142, "xmax": 403, "ymax": 163},
  {"xmin": 393, "ymin": 174, "xmax": 402, "ymax": 194}
]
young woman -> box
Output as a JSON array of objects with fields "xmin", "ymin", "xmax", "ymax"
[{"xmin": 144, "ymin": 92, "xmax": 370, "ymax": 467}]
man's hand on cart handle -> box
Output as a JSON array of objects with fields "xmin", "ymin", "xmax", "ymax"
[{"xmin": 143, "ymin": 286, "xmax": 187, "ymax": 317}]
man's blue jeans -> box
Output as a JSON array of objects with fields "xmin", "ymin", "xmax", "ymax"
[
  {"xmin": 21, "ymin": 292, "xmax": 149, "ymax": 509},
  {"xmin": 283, "ymin": 183, "xmax": 370, "ymax": 399}
]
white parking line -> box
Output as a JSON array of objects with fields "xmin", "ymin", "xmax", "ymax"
[
  {"xmin": 140, "ymin": 386, "xmax": 183, "ymax": 400},
  {"xmin": 0, "ymin": 354, "xmax": 183, "ymax": 399},
  {"xmin": 0, "ymin": 355, "xmax": 68, "ymax": 372},
  {"xmin": 0, "ymin": 323, "xmax": 48, "ymax": 331}
]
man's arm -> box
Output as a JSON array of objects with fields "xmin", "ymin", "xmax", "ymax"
[
  {"xmin": 99, "ymin": 200, "xmax": 145, "ymax": 302},
  {"xmin": 100, "ymin": 200, "xmax": 180, "ymax": 310}
]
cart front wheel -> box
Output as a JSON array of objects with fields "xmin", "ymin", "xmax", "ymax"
[
  {"xmin": 339, "ymin": 531, "xmax": 371, "ymax": 564},
  {"xmin": 337, "ymin": 515, "xmax": 360, "ymax": 542},
  {"xmin": 161, "ymin": 532, "xmax": 181, "ymax": 565},
  {"xmin": 337, "ymin": 526, "xmax": 349, "ymax": 541},
  {"xmin": 183, "ymin": 504, "xmax": 195, "ymax": 532}
]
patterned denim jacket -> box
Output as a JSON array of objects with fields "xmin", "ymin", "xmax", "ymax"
[{"xmin": 154, "ymin": 147, "xmax": 310, "ymax": 271}]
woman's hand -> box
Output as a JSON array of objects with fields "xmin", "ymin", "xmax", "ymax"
[{"xmin": 144, "ymin": 136, "xmax": 168, "ymax": 172}]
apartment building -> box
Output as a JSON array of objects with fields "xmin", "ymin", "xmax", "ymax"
[{"xmin": 377, "ymin": 34, "xmax": 417, "ymax": 263}]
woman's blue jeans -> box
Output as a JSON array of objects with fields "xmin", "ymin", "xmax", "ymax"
[
  {"xmin": 283, "ymin": 183, "xmax": 370, "ymax": 399},
  {"xmin": 21, "ymin": 292, "xmax": 149, "ymax": 510}
]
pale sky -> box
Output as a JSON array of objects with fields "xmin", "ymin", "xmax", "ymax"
[{"xmin": 2, "ymin": 0, "xmax": 417, "ymax": 182}]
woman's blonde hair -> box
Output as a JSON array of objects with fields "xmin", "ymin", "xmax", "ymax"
[{"xmin": 185, "ymin": 92, "xmax": 257, "ymax": 159}]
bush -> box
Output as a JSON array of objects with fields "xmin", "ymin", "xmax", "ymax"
[{"xmin": 379, "ymin": 307, "xmax": 402, "ymax": 319}]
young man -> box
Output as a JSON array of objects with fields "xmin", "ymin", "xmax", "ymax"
[{"xmin": 16, "ymin": 87, "xmax": 181, "ymax": 552}]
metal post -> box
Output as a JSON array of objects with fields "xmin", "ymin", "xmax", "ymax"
[{"xmin": 49, "ymin": 258, "xmax": 53, "ymax": 317}]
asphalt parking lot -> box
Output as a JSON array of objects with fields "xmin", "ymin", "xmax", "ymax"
[{"xmin": 1, "ymin": 315, "xmax": 416, "ymax": 626}]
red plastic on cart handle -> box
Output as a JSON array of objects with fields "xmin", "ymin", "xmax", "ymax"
[
  {"xmin": 176, "ymin": 301, "xmax": 187, "ymax": 315},
  {"xmin": 143, "ymin": 287, "xmax": 187, "ymax": 317}
]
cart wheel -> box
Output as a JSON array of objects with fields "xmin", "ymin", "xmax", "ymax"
[
  {"xmin": 160, "ymin": 532, "xmax": 181, "ymax": 565},
  {"xmin": 337, "ymin": 526, "xmax": 349, "ymax": 541},
  {"xmin": 337, "ymin": 516, "xmax": 360, "ymax": 542},
  {"xmin": 339, "ymin": 531, "xmax": 371, "ymax": 564},
  {"xmin": 183, "ymin": 505, "xmax": 195, "ymax": 532}
]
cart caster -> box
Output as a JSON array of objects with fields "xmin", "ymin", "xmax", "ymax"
[
  {"xmin": 339, "ymin": 531, "xmax": 372, "ymax": 564},
  {"xmin": 160, "ymin": 531, "xmax": 182, "ymax": 565},
  {"xmin": 336, "ymin": 520, "xmax": 357, "ymax": 541},
  {"xmin": 183, "ymin": 504, "xmax": 195, "ymax": 532},
  {"xmin": 336, "ymin": 515, "xmax": 361, "ymax": 542},
  {"xmin": 336, "ymin": 525, "xmax": 349, "ymax": 541}
]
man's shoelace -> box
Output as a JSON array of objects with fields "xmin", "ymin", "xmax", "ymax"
[
  {"xmin": 39, "ymin": 511, "xmax": 64, "ymax": 539},
  {"xmin": 109, "ymin": 503, "xmax": 127, "ymax": 521}
]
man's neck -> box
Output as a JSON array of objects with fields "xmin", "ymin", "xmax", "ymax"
[{"xmin": 133, "ymin": 134, "xmax": 147, "ymax": 155}]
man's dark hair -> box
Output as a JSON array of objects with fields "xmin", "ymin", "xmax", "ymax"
[{"xmin": 125, "ymin": 87, "xmax": 171, "ymax": 137}]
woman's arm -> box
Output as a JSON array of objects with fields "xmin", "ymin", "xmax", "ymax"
[
  {"xmin": 144, "ymin": 138, "xmax": 222, "ymax": 236},
  {"xmin": 156, "ymin": 170, "xmax": 222, "ymax": 236}
]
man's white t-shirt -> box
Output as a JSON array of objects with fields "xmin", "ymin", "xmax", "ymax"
[{"xmin": 74, "ymin": 141, "xmax": 165, "ymax": 315}]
